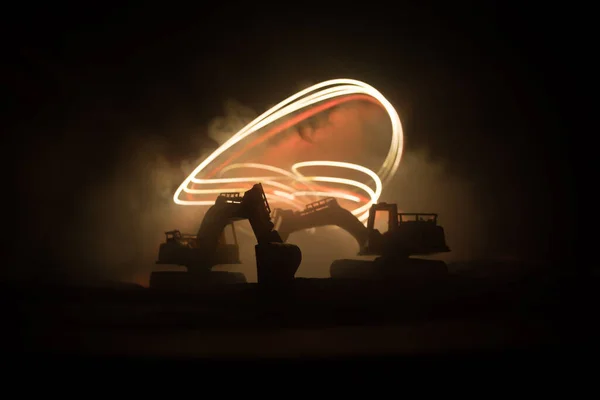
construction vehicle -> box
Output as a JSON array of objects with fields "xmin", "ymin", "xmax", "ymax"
[
  {"xmin": 157, "ymin": 226, "xmax": 241, "ymax": 267},
  {"xmin": 272, "ymin": 197, "xmax": 450, "ymax": 280},
  {"xmin": 153, "ymin": 224, "xmax": 245, "ymax": 286},
  {"xmin": 151, "ymin": 183, "xmax": 302, "ymax": 289}
]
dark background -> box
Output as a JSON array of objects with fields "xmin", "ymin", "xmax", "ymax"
[{"xmin": 5, "ymin": 3, "xmax": 576, "ymax": 282}]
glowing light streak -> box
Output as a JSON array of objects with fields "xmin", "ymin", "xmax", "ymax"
[
  {"xmin": 272, "ymin": 190, "xmax": 296, "ymax": 200},
  {"xmin": 291, "ymin": 191, "xmax": 361, "ymax": 203},
  {"xmin": 174, "ymin": 79, "xmax": 404, "ymax": 224},
  {"xmin": 266, "ymin": 195, "xmax": 303, "ymax": 209}
]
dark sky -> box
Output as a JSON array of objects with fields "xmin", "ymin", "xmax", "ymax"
[{"xmin": 7, "ymin": 4, "xmax": 576, "ymax": 280}]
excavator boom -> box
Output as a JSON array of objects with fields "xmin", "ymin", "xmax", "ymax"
[
  {"xmin": 239, "ymin": 182, "xmax": 283, "ymax": 244},
  {"xmin": 273, "ymin": 197, "xmax": 368, "ymax": 247}
]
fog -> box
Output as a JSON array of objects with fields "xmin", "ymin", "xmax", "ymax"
[{"xmin": 21, "ymin": 98, "xmax": 488, "ymax": 286}]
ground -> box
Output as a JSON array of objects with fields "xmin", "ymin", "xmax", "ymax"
[{"xmin": 7, "ymin": 261, "xmax": 599, "ymax": 361}]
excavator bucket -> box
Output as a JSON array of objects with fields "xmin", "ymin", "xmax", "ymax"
[{"xmin": 255, "ymin": 242, "xmax": 302, "ymax": 285}]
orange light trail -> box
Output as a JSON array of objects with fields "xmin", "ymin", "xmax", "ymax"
[{"xmin": 174, "ymin": 79, "xmax": 404, "ymax": 223}]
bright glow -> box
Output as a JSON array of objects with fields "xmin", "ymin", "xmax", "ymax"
[
  {"xmin": 292, "ymin": 192, "xmax": 361, "ymax": 203},
  {"xmin": 174, "ymin": 79, "xmax": 404, "ymax": 223},
  {"xmin": 272, "ymin": 190, "xmax": 296, "ymax": 200}
]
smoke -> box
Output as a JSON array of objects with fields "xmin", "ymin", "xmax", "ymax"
[
  {"xmin": 280, "ymin": 147, "xmax": 488, "ymax": 278},
  {"xmin": 249, "ymin": 100, "xmax": 488, "ymax": 277},
  {"xmin": 55, "ymin": 137, "xmax": 200, "ymax": 286},
  {"xmin": 206, "ymin": 98, "xmax": 489, "ymax": 279},
  {"xmin": 384, "ymin": 149, "xmax": 487, "ymax": 263},
  {"xmin": 206, "ymin": 100, "xmax": 258, "ymax": 147},
  {"xmin": 53, "ymin": 100, "xmax": 267, "ymax": 286},
  {"xmin": 18, "ymin": 97, "xmax": 487, "ymax": 286}
]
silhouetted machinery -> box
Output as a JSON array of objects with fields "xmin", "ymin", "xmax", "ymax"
[
  {"xmin": 272, "ymin": 197, "xmax": 451, "ymax": 280},
  {"xmin": 151, "ymin": 183, "xmax": 302, "ymax": 288}
]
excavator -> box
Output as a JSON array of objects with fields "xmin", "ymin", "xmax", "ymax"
[
  {"xmin": 272, "ymin": 197, "xmax": 451, "ymax": 280},
  {"xmin": 151, "ymin": 183, "xmax": 302, "ymax": 289}
]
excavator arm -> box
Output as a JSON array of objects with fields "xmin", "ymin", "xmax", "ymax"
[
  {"xmin": 273, "ymin": 197, "xmax": 369, "ymax": 252},
  {"xmin": 193, "ymin": 183, "xmax": 301, "ymax": 284},
  {"xmin": 239, "ymin": 182, "xmax": 284, "ymax": 244}
]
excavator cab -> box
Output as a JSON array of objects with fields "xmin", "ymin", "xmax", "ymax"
[
  {"xmin": 360, "ymin": 204, "xmax": 450, "ymax": 257},
  {"xmin": 395, "ymin": 213, "xmax": 451, "ymax": 255},
  {"xmin": 214, "ymin": 222, "xmax": 242, "ymax": 265},
  {"xmin": 165, "ymin": 230, "xmax": 182, "ymax": 242},
  {"xmin": 156, "ymin": 222, "xmax": 241, "ymax": 267},
  {"xmin": 156, "ymin": 230, "xmax": 191, "ymax": 265},
  {"xmin": 360, "ymin": 203, "xmax": 399, "ymax": 255}
]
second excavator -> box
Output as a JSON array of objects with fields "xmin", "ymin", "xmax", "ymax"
[{"xmin": 272, "ymin": 197, "xmax": 451, "ymax": 280}]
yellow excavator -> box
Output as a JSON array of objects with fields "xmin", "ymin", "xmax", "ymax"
[
  {"xmin": 272, "ymin": 197, "xmax": 451, "ymax": 280},
  {"xmin": 151, "ymin": 183, "xmax": 302, "ymax": 289}
]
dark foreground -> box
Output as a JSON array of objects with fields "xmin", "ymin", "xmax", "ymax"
[{"xmin": 5, "ymin": 262, "xmax": 599, "ymax": 364}]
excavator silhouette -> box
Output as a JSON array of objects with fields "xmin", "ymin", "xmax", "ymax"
[
  {"xmin": 152, "ymin": 183, "xmax": 302, "ymax": 288},
  {"xmin": 153, "ymin": 183, "xmax": 450, "ymax": 288},
  {"xmin": 272, "ymin": 197, "xmax": 451, "ymax": 279}
]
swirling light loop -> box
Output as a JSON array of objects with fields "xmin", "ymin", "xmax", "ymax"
[{"xmin": 174, "ymin": 79, "xmax": 403, "ymax": 224}]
